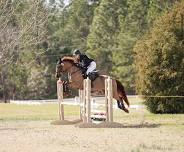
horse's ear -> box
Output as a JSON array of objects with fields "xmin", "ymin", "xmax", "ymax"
[
  {"xmin": 58, "ymin": 58, "xmax": 64, "ymax": 66},
  {"xmin": 56, "ymin": 58, "xmax": 62, "ymax": 64},
  {"xmin": 59, "ymin": 58, "xmax": 62, "ymax": 62}
]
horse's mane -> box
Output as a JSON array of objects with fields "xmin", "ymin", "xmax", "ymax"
[
  {"xmin": 62, "ymin": 56, "xmax": 75, "ymax": 64},
  {"xmin": 61, "ymin": 56, "xmax": 79, "ymax": 67}
]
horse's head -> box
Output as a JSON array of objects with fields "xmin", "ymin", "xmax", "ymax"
[
  {"xmin": 55, "ymin": 58, "xmax": 63, "ymax": 78},
  {"xmin": 55, "ymin": 56, "xmax": 76, "ymax": 78}
]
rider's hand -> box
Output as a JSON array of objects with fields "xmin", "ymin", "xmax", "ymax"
[{"xmin": 74, "ymin": 56, "xmax": 79, "ymax": 63}]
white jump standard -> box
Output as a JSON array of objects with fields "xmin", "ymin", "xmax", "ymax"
[
  {"xmin": 57, "ymin": 79, "xmax": 64, "ymax": 121},
  {"xmin": 81, "ymin": 77, "xmax": 91, "ymax": 123},
  {"xmin": 81, "ymin": 77, "xmax": 113, "ymax": 123},
  {"xmin": 105, "ymin": 77, "xmax": 113, "ymax": 122},
  {"xmin": 57, "ymin": 76, "xmax": 114, "ymax": 124}
]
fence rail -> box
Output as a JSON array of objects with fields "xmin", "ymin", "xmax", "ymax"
[{"xmin": 9, "ymin": 95, "xmax": 183, "ymax": 106}]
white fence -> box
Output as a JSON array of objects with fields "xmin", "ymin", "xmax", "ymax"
[{"xmin": 10, "ymin": 95, "xmax": 144, "ymax": 109}]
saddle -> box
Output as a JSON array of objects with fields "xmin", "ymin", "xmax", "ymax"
[
  {"xmin": 88, "ymin": 71, "xmax": 99, "ymax": 81},
  {"xmin": 75, "ymin": 64, "xmax": 99, "ymax": 81}
]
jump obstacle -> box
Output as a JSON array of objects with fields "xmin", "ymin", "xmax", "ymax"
[
  {"xmin": 57, "ymin": 79, "xmax": 64, "ymax": 120},
  {"xmin": 57, "ymin": 77, "xmax": 113, "ymax": 123}
]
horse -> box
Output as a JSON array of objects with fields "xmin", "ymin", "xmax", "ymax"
[{"xmin": 55, "ymin": 56, "xmax": 129, "ymax": 113}]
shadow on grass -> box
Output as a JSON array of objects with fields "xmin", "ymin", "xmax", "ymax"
[
  {"xmin": 51, "ymin": 119, "xmax": 82, "ymax": 125},
  {"xmin": 0, "ymin": 128, "xmax": 18, "ymax": 131},
  {"xmin": 76, "ymin": 122, "xmax": 161, "ymax": 128}
]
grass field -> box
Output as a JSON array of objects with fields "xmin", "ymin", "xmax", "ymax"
[
  {"xmin": 0, "ymin": 103, "xmax": 184, "ymax": 152},
  {"xmin": 0, "ymin": 103, "xmax": 78, "ymax": 120},
  {"xmin": 0, "ymin": 103, "xmax": 183, "ymax": 126}
]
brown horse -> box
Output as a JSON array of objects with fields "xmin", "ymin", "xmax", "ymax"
[{"xmin": 55, "ymin": 56, "xmax": 129, "ymax": 113}]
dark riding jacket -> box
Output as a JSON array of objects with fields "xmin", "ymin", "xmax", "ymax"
[{"xmin": 78, "ymin": 54, "xmax": 94, "ymax": 69}]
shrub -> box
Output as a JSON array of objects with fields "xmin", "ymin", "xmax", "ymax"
[{"xmin": 134, "ymin": 2, "xmax": 184, "ymax": 113}]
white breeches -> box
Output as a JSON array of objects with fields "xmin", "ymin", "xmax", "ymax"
[{"xmin": 86, "ymin": 61, "xmax": 96, "ymax": 75}]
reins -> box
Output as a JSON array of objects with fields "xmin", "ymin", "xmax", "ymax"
[{"xmin": 66, "ymin": 63, "xmax": 82, "ymax": 77}]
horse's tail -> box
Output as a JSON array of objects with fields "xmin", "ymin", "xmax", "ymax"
[{"xmin": 116, "ymin": 80, "xmax": 129, "ymax": 107}]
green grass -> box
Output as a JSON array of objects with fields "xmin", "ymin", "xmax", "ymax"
[
  {"xmin": 0, "ymin": 103, "xmax": 184, "ymax": 128},
  {"xmin": 0, "ymin": 103, "xmax": 79, "ymax": 120}
]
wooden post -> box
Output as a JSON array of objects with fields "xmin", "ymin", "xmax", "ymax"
[
  {"xmin": 86, "ymin": 78, "xmax": 91, "ymax": 123},
  {"xmin": 82, "ymin": 77, "xmax": 113, "ymax": 123},
  {"xmin": 83, "ymin": 79, "xmax": 86, "ymax": 123},
  {"xmin": 79, "ymin": 89, "xmax": 83, "ymax": 120},
  {"xmin": 82, "ymin": 78, "xmax": 91, "ymax": 123},
  {"xmin": 105, "ymin": 77, "xmax": 113, "ymax": 122},
  {"xmin": 105, "ymin": 78, "xmax": 109, "ymax": 121},
  {"xmin": 57, "ymin": 80, "xmax": 64, "ymax": 120},
  {"xmin": 107, "ymin": 77, "xmax": 113, "ymax": 122}
]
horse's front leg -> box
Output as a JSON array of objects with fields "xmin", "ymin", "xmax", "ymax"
[{"xmin": 62, "ymin": 81, "xmax": 79, "ymax": 96}]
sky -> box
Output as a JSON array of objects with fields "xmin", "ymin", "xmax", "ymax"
[{"xmin": 64, "ymin": 0, "xmax": 69, "ymax": 5}]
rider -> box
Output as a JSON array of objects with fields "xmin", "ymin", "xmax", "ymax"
[{"xmin": 73, "ymin": 49, "xmax": 97, "ymax": 79}]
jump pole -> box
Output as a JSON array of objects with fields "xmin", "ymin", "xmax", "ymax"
[
  {"xmin": 82, "ymin": 77, "xmax": 91, "ymax": 123},
  {"xmin": 105, "ymin": 77, "xmax": 113, "ymax": 122},
  {"xmin": 57, "ymin": 79, "xmax": 64, "ymax": 120},
  {"xmin": 79, "ymin": 89, "xmax": 83, "ymax": 120}
]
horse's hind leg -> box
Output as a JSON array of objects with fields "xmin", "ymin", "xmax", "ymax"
[
  {"xmin": 113, "ymin": 90, "xmax": 129, "ymax": 113},
  {"xmin": 117, "ymin": 100, "xmax": 129, "ymax": 113}
]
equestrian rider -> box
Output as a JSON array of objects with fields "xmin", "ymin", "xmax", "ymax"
[{"xmin": 73, "ymin": 49, "xmax": 96, "ymax": 78}]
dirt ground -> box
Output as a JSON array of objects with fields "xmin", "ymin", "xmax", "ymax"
[{"xmin": 0, "ymin": 120, "xmax": 184, "ymax": 152}]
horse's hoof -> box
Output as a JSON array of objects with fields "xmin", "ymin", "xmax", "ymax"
[{"xmin": 123, "ymin": 108, "xmax": 129, "ymax": 113}]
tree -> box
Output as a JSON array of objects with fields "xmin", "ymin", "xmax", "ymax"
[
  {"xmin": 112, "ymin": 0, "xmax": 148, "ymax": 93},
  {"xmin": 134, "ymin": 1, "xmax": 184, "ymax": 113},
  {"xmin": 87, "ymin": 0, "xmax": 127, "ymax": 73},
  {"xmin": 55, "ymin": 0, "xmax": 96, "ymax": 51},
  {"xmin": 0, "ymin": 0, "xmax": 48, "ymax": 101},
  {"xmin": 147, "ymin": 0, "xmax": 178, "ymax": 26}
]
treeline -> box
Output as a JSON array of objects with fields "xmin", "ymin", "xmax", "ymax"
[
  {"xmin": 0, "ymin": 0, "xmax": 183, "ymax": 110},
  {"xmin": 0, "ymin": 0, "xmax": 48, "ymax": 101},
  {"xmin": 48, "ymin": 0, "xmax": 181, "ymax": 94}
]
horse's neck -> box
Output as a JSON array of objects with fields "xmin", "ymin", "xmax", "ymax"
[
  {"xmin": 67, "ymin": 65, "xmax": 84, "ymax": 89},
  {"xmin": 67, "ymin": 65, "xmax": 80, "ymax": 74},
  {"xmin": 67, "ymin": 65, "xmax": 83, "ymax": 80}
]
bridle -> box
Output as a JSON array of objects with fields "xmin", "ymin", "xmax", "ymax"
[{"xmin": 56, "ymin": 60, "xmax": 84, "ymax": 90}]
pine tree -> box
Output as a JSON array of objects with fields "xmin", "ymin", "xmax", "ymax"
[
  {"xmin": 45, "ymin": 0, "xmax": 97, "ymax": 98},
  {"xmin": 87, "ymin": 0, "xmax": 127, "ymax": 73},
  {"xmin": 58, "ymin": 0, "xmax": 95, "ymax": 51},
  {"xmin": 147, "ymin": 0, "xmax": 178, "ymax": 26},
  {"xmin": 112, "ymin": 0, "xmax": 149, "ymax": 93}
]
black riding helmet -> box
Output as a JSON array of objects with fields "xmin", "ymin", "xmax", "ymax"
[{"xmin": 73, "ymin": 49, "xmax": 81, "ymax": 55}]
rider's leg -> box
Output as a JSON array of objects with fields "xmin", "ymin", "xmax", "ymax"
[
  {"xmin": 86, "ymin": 61, "xmax": 96, "ymax": 85},
  {"xmin": 86, "ymin": 61, "xmax": 96, "ymax": 75}
]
